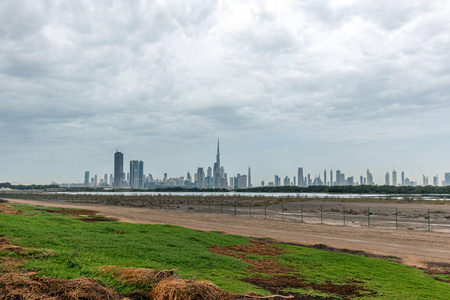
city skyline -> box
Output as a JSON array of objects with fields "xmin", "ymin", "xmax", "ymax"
[
  {"xmin": 1, "ymin": 2, "xmax": 450, "ymax": 185},
  {"xmin": 74, "ymin": 144, "xmax": 450, "ymax": 189}
]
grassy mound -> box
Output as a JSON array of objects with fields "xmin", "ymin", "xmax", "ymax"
[{"xmin": 0, "ymin": 203, "xmax": 449, "ymax": 299}]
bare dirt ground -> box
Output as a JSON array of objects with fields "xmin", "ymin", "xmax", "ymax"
[{"xmin": 4, "ymin": 198, "xmax": 450, "ymax": 274}]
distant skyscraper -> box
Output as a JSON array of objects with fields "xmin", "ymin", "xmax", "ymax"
[
  {"xmin": 445, "ymin": 173, "xmax": 450, "ymax": 186},
  {"xmin": 366, "ymin": 169, "xmax": 373, "ymax": 185},
  {"xmin": 433, "ymin": 175, "xmax": 439, "ymax": 186},
  {"xmin": 336, "ymin": 170, "xmax": 341, "ymax": 185},
  {"xmin": 197, "ymin": 167, "xmax": 205, "ymax": 188},
  {"xmin": 84, "ymin": 171, "xmax": 89, "ymax": 187},
  {"xmin": 324, "ymin": 169, "xmax": 327, "ymax": 186},
  {"xmin": 392, "ymin": 169, "xmax": 397, "ymax": 186},
  {"xmin": 385, "ymin": 172, "xmax": 390, "ymax": 185},
  {"xmin": 114, "ymin": 151, "xmax": 124, "ymax": 187},
  {"xmin": 248, "ymin": 166, "xmax": 252, "ymax": 188},
  {"xmin": 213, "ymin": 139, "xmax": 221, "ymax": 188},
  {"xmin": 187, "ymin": 171, "xmax": 192, "ymax": 183},
  {"xmin": 401, "ymin": 171, "xmax": 405, "ymax": 186},
  {"xmin": 109, "ymin": 174, "xmax": 113, "ymax": 186},
  {"xmin": 130, "ymin": 160, "xmax": 144, "ymax": 189},
  {"xmin": 298, "ymin": 168, "xmax": 304, "ymax": 187},
  {"xmin": 330, "ymin": 169, "xmax": 333, "ymax": 186},
  {"xmin": 94, "ymin": 174, "xmax": 98, "ymax": 188}
]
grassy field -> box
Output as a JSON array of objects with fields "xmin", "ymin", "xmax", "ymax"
[{"xmin": 0, "ymin": 203, "xmax": 449, "ymax": 299}]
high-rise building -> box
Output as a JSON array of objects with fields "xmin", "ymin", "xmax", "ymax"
[
  {"xmin": 187, "ymin": 172, "xmax": 192, "ymax": 183},
  {"xmin": 84, "ymin": 171, "xmax": 90, "ymax": 187},
  {"xmin": 130, "ymin": 160, "xmax": 144, "ymax": 189},
  {"xmin": 336, "ymin": 170, "xmax": 341, "ymax": 186},
  {"xmin": 385, "ymin": 172, "xmax": 390, "ymax": 185},
  {"xmin": 445, "ymin": 173, "xmax": 450, "ymax": 186},
  {"xmin": 109, "ymin": 174, "xmax": 113, "ymax": 186},
  {"xmin": 367, "ymin": 169, "xmax": 373, "ymax": 185},
  {"xmin": 298, "ymin": 168, "xmax": 304, "ymax": 187},
  {"xmin": 401, "ymin": 171, "xmax": 405, "ymax": 186},
  {"xmin": 330, "ymin": 169, "xmax": 333, "ymax": 186},
  {"xmin": 248, "ymin": 166, "xmax": 252, "ymax": 188},
  {"xmin": 114, "ymin": 151, "xmax": 124, "ymax": 187},
  {"xmin": 104, "ymin": 174, "xmax": 108, "ymax": 186},
  {"xmin": 197, "ymin": 167, "xmax": 205, "ymax": 188},
  {"xmin": 324, "ymin": 169, "xmax": 327, "ymax": 186},
  {"xmin": 213, "ymin": 139, "xmax": 221, "ymax": 188},
  {"xmin": 392, "ymin": 169, "xmax": 397, "ymax": 186},
  {"xmin": 94, "ymin": 174, "xmax": 98, "ymax": 188},
  {"xmin": 433, "ymin": 175, "xmax": 439, "ymax": 186}
]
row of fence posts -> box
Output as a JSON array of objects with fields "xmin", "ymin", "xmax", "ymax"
[
  {"xmin": 0, "ymin": 194, "xmax": 434, "ymax": 231},
  {"xmin": 181, "ymin": 200, "xmax": 433, "ymax": 232}
]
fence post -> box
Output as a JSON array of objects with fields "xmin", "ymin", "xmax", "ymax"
[
  {"xmin": 264, "ymin": 201, "xmax": 267, "ymax": 219},
  {"xmin": 395, "ymin": 208, "xmax": 398, "ymax": 229},
  {"xmin": 234, "ymin": 201, "xmax": 237, "ymax": 215},
  {"xmin": 221, "ymin": 201, "xmax": 223, "ymax": 214},
  {"xmin": 428, "ymin": 209, "xmax": 431, "ymax": 231},
  {"xmin": 320, "ymin": 205, "xmax": 323, "ymax": 224},
  {"xmin": 300, "ymin": 204, "xmax": 303, "ymax": 223},
  {"xmin": 187, "ymin": 200, "xmax": 190, "ymax": 211},
  {"xmin": 343, "ymin": 206, "xmax": 346, "ymax": 225},
  {"xmin": 282, "ymin": 203, "xmax": 284, "ymax": 220},
  {"xmin": 368, "ymin": 207, "xmax": 370, "ymax": 227}
]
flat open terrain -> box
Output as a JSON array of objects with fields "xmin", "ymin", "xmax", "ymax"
[{"xmin": 4, "ymin": 198, "xmax": 450, "ymax": 273}]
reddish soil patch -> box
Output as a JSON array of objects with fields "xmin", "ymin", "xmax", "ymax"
[
  {"xmin": 211, "ymin": 241, "xmax": 291, "ymax": 274},
  {"xmin": 212, "ymin": 241, "xmax": 377, "ymax": 299},
  {"xmin": 244, "ymin": 276, "xmax": 377, "ymax": 300},
  {"xmin": 211, "ymin": 241, "xmax": 285, "ymax": 257}
]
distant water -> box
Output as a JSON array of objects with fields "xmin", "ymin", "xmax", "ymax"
[{"xmin": 49, "ymin": 191, "xmax": 447, "ymax": 200}]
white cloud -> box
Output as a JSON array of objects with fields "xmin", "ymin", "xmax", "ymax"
[{"xmin": 1, "ymin": 0, "xmax": 450, "ymax": 184}]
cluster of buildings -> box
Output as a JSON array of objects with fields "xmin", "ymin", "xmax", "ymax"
[
  {"xmin": 79, "ymin": 141, "xmax": 450, "ymax": 189},
  {"xmin": 83, "ymin": 140, "xmax": 252, "ymax": 189}
]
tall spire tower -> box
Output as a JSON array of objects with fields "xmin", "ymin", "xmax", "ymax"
[
  {"xmin": 216, "ymin": 138, "xmax": 220, "ymax": 169},
  {"xmin": 213, "ymin": 138, "xmax": 221, "ymax": 188}
]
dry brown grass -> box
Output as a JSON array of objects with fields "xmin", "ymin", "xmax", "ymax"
[
  {"xmin": 0, "ymin": 203, "xmax": 24, "ymax": 215},
  {"xmin": 99, "ymin": 265, "xmax": 178, "ymax": 286},
  {"xmin": 0, "ymin": 236, "xmax": 23, "ymax": 253},
  {"xmin": 0, "ymin": 272, "xmax": 122, "ymax": 299},
  {"xmin": 0, "ymin": 257, "xmax": 27, "ymax": 273},
  {"xmin": 149, "ymin": 278, "xmax": 265, "ymax": 300}
]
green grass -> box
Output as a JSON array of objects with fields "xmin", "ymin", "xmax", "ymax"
[{"xmin": 0, "ymin": 204, "xmax": 449, "ymax": 299}]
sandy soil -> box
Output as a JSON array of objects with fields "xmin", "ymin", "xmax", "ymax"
[{"xmin": 4, "ymin": 198, "xmax": 450, "ymax": 273}]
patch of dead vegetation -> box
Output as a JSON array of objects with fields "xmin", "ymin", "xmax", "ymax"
[
  {"xmin": 0, "ymin": 272, "xmax": 122, "ymax": 300},
  {"xmin": 0, "ymin": 203, "xmax": 24, "ymax": 215},
  {"xmin": 149, "ymin": 278, "xmax": 269, "ymax": 300},
  {"xmin": 0, "ymin": 236, "xmax": 24, "ymax": 253},
  {"xmin": 0, "ymin": 257, "xmax": 27, "ymax": 273},
  {"xmin": 40, "ymin": 208, "xmax": 116, "ymax": 222},
  {"xmin": 99, "ymin": 265, "xmax": 178, "ymax": 286}
]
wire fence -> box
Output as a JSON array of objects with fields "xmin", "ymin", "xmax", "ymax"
[{"xmin": 1, "ymin": 193, "xmax": 449, "ymax": 232}]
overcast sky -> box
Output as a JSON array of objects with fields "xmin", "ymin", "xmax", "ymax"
[{"xmin": 1, "ymin": 0, "xmax": 450, "ymax": 185}]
